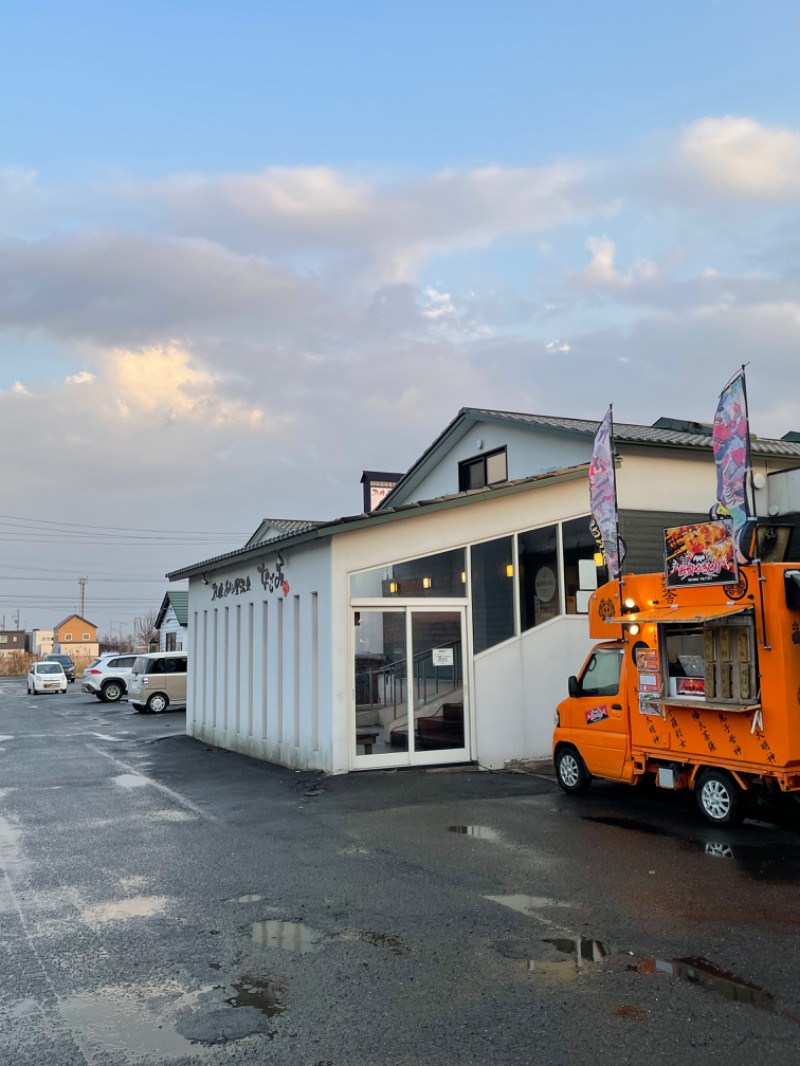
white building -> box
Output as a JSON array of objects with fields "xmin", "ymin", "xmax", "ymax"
[
  {"xmin": 168, "ymin": 409, "xmax": 800, "ymax": 775},
  {"xmin": 155, "ymin": 590, "xmax": 188, "ymax": 651}
]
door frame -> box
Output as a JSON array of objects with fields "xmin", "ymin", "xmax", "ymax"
[{"xmin": 349, "ymin": 602, "xmax": 472, "ymax": 770}]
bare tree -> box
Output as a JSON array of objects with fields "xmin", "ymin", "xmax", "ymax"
[{"xmin": 134, "ymin": 610, "xmax": 160, "ymax": 651}]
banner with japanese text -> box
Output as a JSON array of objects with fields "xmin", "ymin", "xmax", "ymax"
[
  {"xmin": 712, "ymin": 371, "xmax": 753, "ymax": 563},
  {"xmin": 589, "ymin": 406, "xmax": 623, "ymax": 579}
]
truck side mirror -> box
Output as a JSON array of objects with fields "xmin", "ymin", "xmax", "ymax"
[{"xmin": 568, "ymin": 675, "xmax": 581, "ymax": 698}]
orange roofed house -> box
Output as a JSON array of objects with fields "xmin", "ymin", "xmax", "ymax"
[{"xmin": 52, "ymin": 615, "xmax": 99, "ymax": 660}]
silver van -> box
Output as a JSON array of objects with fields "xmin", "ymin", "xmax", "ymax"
[{"xmin": 128, "ymin": 651, "xmax": 188, "ymax": 714}]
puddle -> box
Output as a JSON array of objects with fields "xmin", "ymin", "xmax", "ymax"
[
  {"xmin": 251, "ymin": 920, "xmax": 323, "ymax": 953},
  {"xmin": 636, "ymin": 955, "xmax": 786, "ymax": 1016},
  {"xmin": 582, "ymin": 815, "xmax": 669, "ymax": 836},
  {"xmin": 112, "ymin": 774, "xmax": 149, "ymax": 789},
  {"xmin": 510, "ymin": 936, "xmax": 795, "ymax": 1023},
  {"xmin": 60, "ymin": 988, "xmax": 196, "ymax": 1058},
  {"xmin": 345, "ymin": 931, "xmax": 409, "ymax": 956},
  {"xmin": 691, "ymin": 840, "xmax": 800, "ymax": 884},
  {"xmin": 449, "ymin": 825, "xmax": 504, "ymax": 842},
  {"xmin": 225, "ymin": 974, "xmax": 286, "ymax": 1017},
  {"xmin": 81, "ymin": 896, "xmax": 169, "ymax": 926},
  {"xmin": 0, "ymin": 735, "xmax": 14, "ymax": 742},
  {"xmin": 229, "ymin": 894, "xmax": 264, "ymax": 903},
  {"xmin": 486, "ymin": 894, "xmax": 572, "ymax": 918}
]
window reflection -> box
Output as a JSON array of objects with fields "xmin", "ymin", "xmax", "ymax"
[
  {"xmin": 519, "ymin": 525, "xmax": 560, "ymax": 630},
  {"xmin": 471, "ymin": 537, "xmax": 514, "ymax": 654}
]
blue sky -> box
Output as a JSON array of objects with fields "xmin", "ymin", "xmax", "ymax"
[{"xmin": 2, "ymin": 1, "xmax": 800, "ymax": 632}]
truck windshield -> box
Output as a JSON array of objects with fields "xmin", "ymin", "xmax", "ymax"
[{"xmin": 579, "ymin": 649, "xmax": 622, "ymax": 696}]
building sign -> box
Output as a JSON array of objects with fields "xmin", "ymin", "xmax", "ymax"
[
  {"xmin": 664, "ymin": 521, "xmax": 736, "ymax": 588},
  {"xmin": 432, "ymin": 647, "xmax": 454, "ymax": 667},
  {"xmin": 212, "ymin": 561, "xmax": 290, "ymax": 600}
]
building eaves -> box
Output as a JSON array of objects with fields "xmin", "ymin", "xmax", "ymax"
[{"xmin": 166, "ymin": 463, "xmax": 589, "ymax": 582}]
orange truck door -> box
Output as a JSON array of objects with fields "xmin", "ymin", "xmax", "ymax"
[{"xmin": 566, "ymin": 646, "xmax": 628, "ymax": 778}]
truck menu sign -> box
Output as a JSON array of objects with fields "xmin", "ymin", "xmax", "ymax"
[{"xmin": 664, "ymin": 521, "xmax": 737, "ymax": 588}]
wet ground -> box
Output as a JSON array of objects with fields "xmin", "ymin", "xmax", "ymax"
[{"xmin": 0, "ymin": 679, "xmax": 799, "ymax": 1065}]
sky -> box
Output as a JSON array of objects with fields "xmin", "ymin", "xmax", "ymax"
[{"xmin": 2, "ymin": 0, "xmax": 800, "ymax": 636}]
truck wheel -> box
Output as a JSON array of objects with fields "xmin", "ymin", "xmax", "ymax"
[
  {"xmin": 696, "ymin": 769, "xmax": 745, "ymax": 827},
  {"xmin": 555, "ymin": 746, "xmax": 591, "ymax": 795}
]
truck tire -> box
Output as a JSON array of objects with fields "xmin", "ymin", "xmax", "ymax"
[
  {"xmin": 555, "ymin": 746, "xmax": 591, "ymax": 795},
  {"xmin": 696, "ymin": 769, "xmax": 745, "ymax": 827}
]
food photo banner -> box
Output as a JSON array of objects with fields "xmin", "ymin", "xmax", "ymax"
[{"xmin": 664, "ymin": 521, "xmax": 737, "ymax": 588}]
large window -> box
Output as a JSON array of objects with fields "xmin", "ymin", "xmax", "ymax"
[
  {"xmin": 519, "ymin": 524, "xmax": 560, "ymax": 631},
  {"xmin": 562, "ymin": 516, "xmax": 598, "ymax": 614},
  {"xmin": 458, "ymin": 448, "xmax": 507, "ymax": 492},
  {"xmin": 471, "ymin": 536, "xmax": 514, "ymax": 654},
  {"xmin": 350, "ymin": 548, "xmax": 466, "ymax": 599}
]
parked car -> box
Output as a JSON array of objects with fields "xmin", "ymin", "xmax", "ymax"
[
  {"xmin": 128, "ymin": 652, "xmax": 188, "ymax": 714},
  {"xmin": 81, "ymin": 654, "xmax": 138, "ymax": 702},
  {"xmin": 44, "ymin": 654, "xmax": 76, "ymax": 682},
  {"xmin": 28, "ymin": 661, "xmax": 68, "ymax": 695}
]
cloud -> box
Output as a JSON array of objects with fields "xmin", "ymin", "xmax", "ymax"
[
  {"xmin": 678, "ymin": 117, "xmax": 800, "ymax": 200},
  {"xmin": 65, "ymin": 370, "xmax": 95, "ymax": 385},
  {"xmin": 0, "ymin": 229, "xmax": 335, "ymax": 348},
  {"xmin": 137, "ymin": 162, "xmax": 595, "ymax": 280},
  {"xmin": 108, "ymin": 346, "xmax": 267, "ymax": 428},
  {"xmin": 572, "ymin": 235, "xmax": 658, "ymax": 291}
]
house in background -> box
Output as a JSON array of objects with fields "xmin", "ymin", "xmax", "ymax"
[
  {"xmin": 52, "ymin": 615, "xmax": 99, "ymax": 660},
  {"xmin": 155, "ymin": 590, "xmax": 188, "ymax": 651},
  {"xmin": 168, "ymin": 407, "xmax": 800, "ymax": 776},
  {"xmin": 0, "ymin": 631, "xmax": 27, "ymax": 658},
  {"xmin": 27, "ymin": 629, "xmax": 54, "ymax": 656}
]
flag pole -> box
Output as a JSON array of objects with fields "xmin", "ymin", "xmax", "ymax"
[
  {"xmin": 740, "ymin": 365, "xmax": 770, "ymax": 650},
  {"xmin": 609, "ymin": 403, "xmax": 625, "ymax": 600}
]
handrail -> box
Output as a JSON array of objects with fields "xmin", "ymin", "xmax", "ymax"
[{"xmin": 357, "ymin": 640, "xmax": 462, "ymax": 716}]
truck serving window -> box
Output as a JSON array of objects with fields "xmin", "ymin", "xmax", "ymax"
[{"xmin": 580, "ymin": 649, "xmax": 622, "ymax": 697}]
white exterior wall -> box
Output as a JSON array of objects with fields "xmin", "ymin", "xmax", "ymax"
[
  {"xmin": 186, "ymin": 541, "xmax": 335, "ymax": 771},
  {"xmin": 473, "ymin": 616, "xmax": 594, "ymax": 764},
  {"xmin": 406, "ymin": 425, "xmax": 591, "ymax": 503},
  {"xmin": 159, "ymin": 606, "xmax": 187, "ymax": 651},
  {"xmin": 334, "ymin": 476, "xmax": 593, "ymax": 772}
]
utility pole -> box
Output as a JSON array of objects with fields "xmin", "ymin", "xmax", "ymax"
[
  {"xmin": 78, "ymin": 577, "xmax": 88, "ymax": 617},
  {"xmin": 13, "ymin": 609, "xmax": 20, "ymax": 630}
]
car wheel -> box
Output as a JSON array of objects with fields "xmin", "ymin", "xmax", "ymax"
[
  {"xmin": 555, "ymin": 745, "xmax": 591, "ymax": 795},
  {"xmin": 102, "ymin": 681, "xmax": 123, "ymax": 703},
  {"xmin": 146, "ymin": 693, "xmax": 169, "ymax": 714},
  {"xmin": 696, "ymin": 769, "xmax": 745, "ymax": 826},
  {"xmin": 27, "ymin": 685, "xmax": 31, "ymax": 694}
]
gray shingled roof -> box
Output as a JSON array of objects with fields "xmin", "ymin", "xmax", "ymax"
[
  {"xmin": 245, "ymin": 518, "xmax": 321, "ymax": 547},
  {"xmin": 462, "ymin": 408, "xmax": 800, "ymax": 458}
]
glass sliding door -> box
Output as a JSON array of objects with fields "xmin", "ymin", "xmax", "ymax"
[
  {"xmin": 407, "ymin": 610, "xmax": 466, "ymax": 759},
  {"xmin": 352, "ymin": 607, "xmax": 468, "ymax": 766},
  {"xmin": 353, "ymin": 609, "xmax": 408, "ymax": 759}
]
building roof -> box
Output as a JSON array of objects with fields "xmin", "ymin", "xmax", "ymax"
[
  {"xmin": 245, "ymin": 518, "xmax": 322, "ymax": 548},
  {"xmin": 53, "ymin": 614, "xmax": 97, "ymax": 631},
  {"xmin": 377, "ymin": 407, "xmax": 800, "ymax": 509},
  {"xmin": 155, "ymin": 590, "xmax": 189, "ymax": 629}
]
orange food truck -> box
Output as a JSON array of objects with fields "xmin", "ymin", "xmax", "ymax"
[{"xmin": 552, "ymin": 557, "xmax": 800, "ymax": 825}]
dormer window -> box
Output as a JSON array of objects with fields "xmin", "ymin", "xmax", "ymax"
[{"xmin": 458, "ymin": 447, "xmax": 508, "ymax": 492}]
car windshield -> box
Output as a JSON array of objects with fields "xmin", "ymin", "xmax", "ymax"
[{"xmin": 38, "ymin": 663, "xmax": 62, "ymax": 675}]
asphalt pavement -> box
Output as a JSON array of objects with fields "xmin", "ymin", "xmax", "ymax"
[{"xmin": 1, "ymin": 679, "xmax": 799, "ymax": 1066}]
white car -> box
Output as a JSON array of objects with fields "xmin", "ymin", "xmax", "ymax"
[
  {"xmin": 28, "ymin": 661, "xmax": 68, "ymax": 695},
  {"xmin": 81, "ymin": 654, "xmax": 137, "ymax": 702}
]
